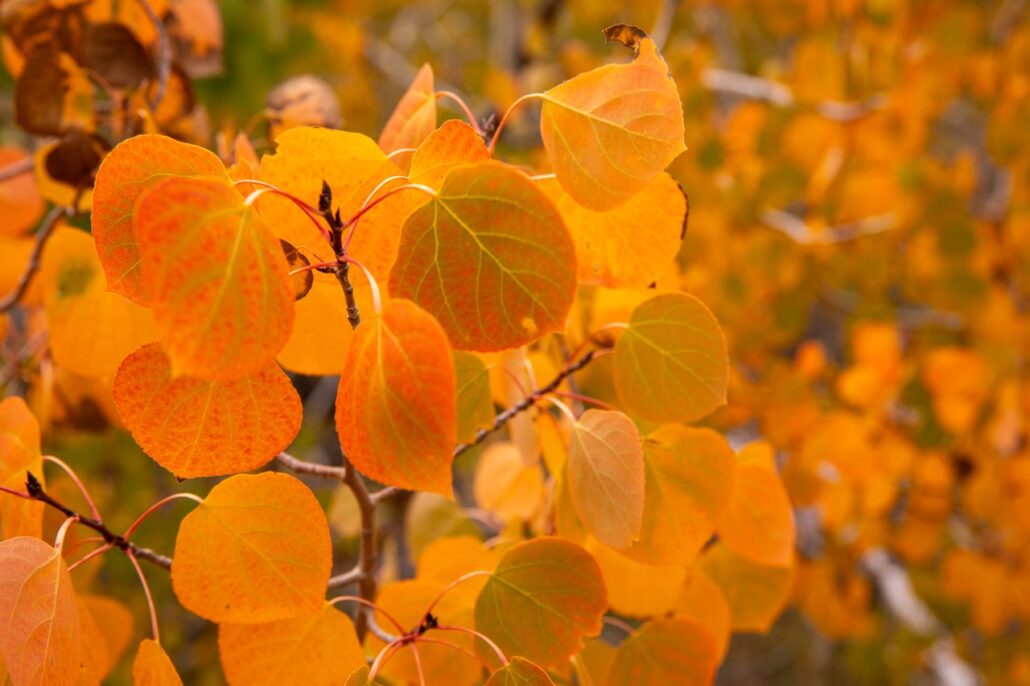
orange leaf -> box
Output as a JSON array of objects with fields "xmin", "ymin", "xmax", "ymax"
[
  {"xmin": 132, "ymin": 639, "xmax": 183, "ymax": 686},
  {"xmin": 540, "ymin": 29, "xmax": 685, "ymax": 210},
  {"xmin": 39, "ymin": 227, "xmax": 157, "ymax": 379},
  {"xmin": 606, "ymin": 619, "xmax": 719, "ymax": 686},
  {"xmin": 566, "ymin": 410, "xmax": 645, "ymax": 549},
  {"xmin": 613, "ymin": 293, "xmax": 728, "ymax": 423},
  {"xmin": 218, "ymin": 602, "xmax": 364, "ymax": 686},
  {"xmin": 0, "ymin": 537, "xmax": 80, "ymax": 685},
  {"xmin": 587, "ymin": 538, "xmax": 685, "ymax": 617},
  {"xmin": 475, "ymin": 537, "xmax": 606, "ymax": 668},
  {"xmin": 623, "ymin": 426, "xmax": 736, "ymax": 566},
  {"xmin": 675, "ymin": 570, "xmax": 731, "ymax": 660},
  {"xmin": 699, "ymin": 542, "xmax": 793, "ymax": 633},
  {"xmin": 541, "ymin": 173, "xmax": 685, "ymax": 287},
  {"xmin": 485, "ymin": 657, "xmax": 555, "ymax": 685},
  {"xmin": 336, "ymin": 299, "xmax": 456, "ymax": 495},
  {"xmin": 378, "ymin": 63, "xmax": 436, "ymax": 153},
  {"xmin": 409, "ymin": 120, "xmax": 490, "ymax": 189},
  {"xmin": 80, "ymin": 595, "xmax": 134, "ymax": 675},
  {"xmin": 474, "ymin": 442, "xmax": 545, "ymax": 522},
  {"xmin": 0, "ymin": 147, "xmax": 43, "ymax": 237},
  {"xmin": 172, "ymin": 473, "xmax": 332, "ymax": 623},
  {"xmin": 0, "ymin": 396, "xmax": 44, "ymax": 540},
  {"xmin": 135, "ymin": 176, "xmax": 295, "ymax": 380},
  {"xmin": 113, "ymin": 343, "xmax": 302, "ymax": 478},
  {"xmin": 92, "ymin": 134, "xmax": 230, "ymax": 303},
  {"xmin": 718, "ymin": 462, "xmax": 796, "ymax": 567},
  {"xmin": 390, "ymin": 161, "xmax": 576, "ymax": 351}
]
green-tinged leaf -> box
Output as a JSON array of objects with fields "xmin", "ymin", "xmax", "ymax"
[
  {"xmin": 454, "ymin": 351, "xmax": 495, "ymax": 443},
  {"xmin": 614, "ymin": 293, "xmax": 728, "ymax": 422},
  {"xmin": 475, "ymin": 537, "xmax": 606, "ymax": 668},
  {"xmin": 485, "ymin": 657, "xmax": 555, "ymax": 685},
  {"xmin": 390, "ymin": 161, "xmax": 576, "ymax": 351}
]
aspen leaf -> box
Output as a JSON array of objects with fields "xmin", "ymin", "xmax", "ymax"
[
  {"xmin": 587, "ymin": 538, "xmax": 685, "ymax": 617},
  {"xmin": 417, "ymin": 536, "xmax": 497, "ymax": 604},
  {"xmin": 76, "ymin": 593, "xmax": 111, "ymax": 683},
  {"xmin": 390, "ymin": 161, "xmax": 576, "ymax": 351},
  {"xmin": 542, "ymin": 174, "xmax": 686, "ymax": 288},
  {"xmin": 454, "ymin": 351, "xmax": 495, "ymax": 443},
  {"xmin": 135, "ymin": 176, "xmax": 295, "ymax": 380},
  {"xmin": 92, "ymin": 134, "xmax": 230, "ymax": 303},
  {"xmin": 485, "ymin": 657, "xmax": 555, "ymax": 686},
  {"xmin": 0, "ymin": 396, "xmax": 45, "ymax": 540},
  {"xmin": 132, "ymin": 640, "xmax": 183, "ymax": 686},
  {"xmin": 406, "ymin": 493, "xmax": 479, "ymax": 559},
  {"xmin": 718, "ymin": 462, "xmax": 796, "ymax": 567},
  {"xmin": 172, "ymin": 472, "xmax": 332, "ymax": 623},
  {"xmin": 80, "ymin": 595, "xmax": 134, "ymax": 674},
  {"xmin": 379, "ymin": 63, "xmax": 436, "ymax": 153},
  {"xmin": 113, "ymin": 343, "xmax": 302, "ymax": 478},
  {"xmin": 614, "ymin": 293, "xmax": 728, "ymax": 423},
  {"xmin": 606, "ymin": 619, "xmax": 718, "ymax": 686},
  {"xmin": 336, "ymin": 299, "xmax": 456, "ymax": 495},
  {"xmin": 0, "ymin": 147, "xmax": 43, "ymax": 237},
  {"xmin": 475, "ymin": 537, "xmax": 606, "ymax": 668},
  {"xmin": 540, "ymin": 27, "xmax": 685, "ymax": 210},
  {"xmin": 409, "ymin": 119, "xmax": 490, "ymax": 189},
  {"xmin": 39, "ymin": 227, "xmax": 157, "ymax": 379},
  {"xmin": 474, "ymin": 442, "xmax": 545, "ymax": 522},
  {"xmin": 218, "ymin": 603, "xmax": 364, "ymax": 686},
  {"xmin": 624, "ymin": 425, "xmax": 736, "ymax": 566},
  {"xmin": 0, "ymin": 537, "xmax": 80, "ymax": 686},
  {"xmin": 566, "ymin": 410, "xmax": 645, "ymax": 549},
  {"xmin": 369, "ymin": 580, "xmax": 481, "ymax": 686},
  {"xmin": 573, "ymin": 639, "xmax": 615, "ymax": 686},
  {"xmin": 699, "ymin": 543, "xmax": 793, "ymax": 633},
  {"xmin": 675, "ymin": 571, "xmax": 731, "ymax": 660},
  {"xmin": 344, "ymin": 666, "xmax": 387, "ymax": 686}
]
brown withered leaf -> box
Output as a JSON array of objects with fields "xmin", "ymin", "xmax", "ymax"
[
  {"xmin": 266, "ymin": 75, "xmax": 342, "ymax": 138},
  {"xmin": 1, "ymin": 0, "xmax": 86, "ymax": 67},
  {"xmin": 280, "ymin": 240, "xmax": 314, "ymax": 301},
  {"xmin": 14, "ymin": 47, "xmax": 94, "ymax": 135},
  {"xmin": 43, "ymin": 131, "xmax": 110, "ymax": 190},
  {"xmin": 166, "ymin": 0, "xmax": 223, "ymax": 78},
  {"xmin": 602, "ymin": 24, "xmax": 649, "ymax": 54},
  {"xmin": 81, "ymin": 22, "xmax": 151, "ymax": 89}
]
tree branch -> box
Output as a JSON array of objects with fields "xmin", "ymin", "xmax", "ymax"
[
  {"xmin": 22, "ymin": 472, "xmax": 173, "ymax": 570},
  {"xmin": 0, "ymin": 206, "xmax": 67, "ymax": 313},
  {"xmin": 276, "ymin": 451, "xmax": 346, "ymax": 479},
  {"xmin": 453, "ymin": 348, "xmax": 602, "ymax": 458},
  {"xmin": 136, "ymin": 0, "xmax": 171, "ymax": 110}
]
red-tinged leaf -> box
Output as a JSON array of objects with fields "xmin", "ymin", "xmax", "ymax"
[
  {"xmin": 541, "ymin": 173, "xmax": 686, "ymax": 288},
  {"xmin": 132, "ymin": 639, "xmax": 183, "ymax": 686},
  {"xmin": 475, "ymin": 537, "xmax": 607, "ymax": 668},
  {"xmin": 718, "ymin": 462, "xmax": 796, "ymax": 567},
  {"xmin": 257, "ymin": 127, "xmax": 416, "ymax": 375},
  {"xmin": 390, "ymin": 161, "xmax": 576, "ymax": 351},
  {"xmin": 336, "ymin": 299, "xmax": 456, "ymax": 495},
  {"xmin": 605, "ymin": 619, "xmax": 719, "ymax": 686},
  {"xmin": 699, "ymin": 543, "xmax": 794, "ymax": 633},
  {"xmin": 614, "ymin": 293, "xmax": 728, "ymax": 423},
  {"xmin": 172, "ymin": 473, "xmax": 332, "ymax": 623},
  {"xmin": 566, "ymin": 410, "xmax": 645, "ymax": 549},
  {"xmin": 0, "ymin": 397, "xmax": 44, "ymax": 540},
  {"xmin": 453, "ymin": 351, "xmax": 495, "ymax": 443},
  {"xmin": 39, "ymin": 226, "xmax": 157, "ymax": 379},
  {"xmin": 92, "ymin": 134, "xmax": 230, "ymax": 303},
  {"xmin": 540, "ymin": 27, "xmax": 685, "ymax": 210},
  {"xmin": 219, "ymin": 603, "xmax": 364, "ymax": 686},
  {"xmin": 135, "ymin": 176, "xmax": 295, "ymax": 380},
  {"xmin": 379, "ymin": 63, "xmax": 436, "ymax": 153},
  {"xmin": 409, "ymin": 119, "xmax": 490, "ymax": 189},
  {"xmin": 623, "ymin": 426, "xmax": 736, "ymax": 566},
  {"xmin": 486, "ymin": 657, "xmax": 555, "ymax": 685},
  {"xmin": 0, "ymin": 537, "xmax": 80, "ymax": 685},
  {"xmin": 113, "ymin": 343, "xmax": 302, "ymax": 478}
]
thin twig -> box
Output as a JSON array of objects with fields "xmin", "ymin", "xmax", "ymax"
[
  {"xmin": 0, "ymin": 206, "xmax": 66, "ymax": 313},
  {"xmin": 453, "ymin": 348, "xmax": 602, "ymax": 458},
  {"xmin": 0, "ymin": 156, "xmax": 33, "ymax": 181},
  {"xmin": 136, "ymin": 0, "xmax": 171, "ymax": 110},
  {"xmin": 21, "ymin": 473, "xmax": 173, "ymax": 570},
  {"xmin": 276, "ymin": 451, "xmax": 346, "ymax": 479}
]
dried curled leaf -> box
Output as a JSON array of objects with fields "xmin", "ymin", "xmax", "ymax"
[
  {"xmin": 266, "ymin": 75, "xmax": 342, "ymax": 138},
  {"xmin": 172, "ymin": 473, "xmax": 332, "ymax": 623},
  {"xmin": 113, "ymin": 343, "xmax": 302, "ymax": 478},
  {"xmin": 336, "ymin": 299, "xmax": 457, "ymax": 495},
  {"xmin": 540, "ymin": 27, "xmax": 685, "ymax": 210},
  {"xmin": 390, "ymin": 161, "xmax": 576, "ymax": 351}
]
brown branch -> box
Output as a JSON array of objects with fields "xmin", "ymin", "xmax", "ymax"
[
  {"xmin": 22, "ymin": 472, "xmax": 172, "ymax": 570},
  {"xmin": 342, "ymin": 457, "xmax": 381, "ymax": 641},
  {"xmin": 276, "ymin": 451, "xmax": 346, "ymax": 479},
  {"xmin": 136, "ymin": 0, "xmax": 171, "ymax": 110},
  {"xmin": 0, "ymin": 206, "xmax": 67, "ymax": 313},
  {"xmin": 453, "ymin": 348, "xmax": 602, "ymax": 459}
]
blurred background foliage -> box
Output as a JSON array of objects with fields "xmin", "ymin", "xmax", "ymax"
[{"xmin": 2, "ymin": 0, "xmax": 1029, "ymax": 684}]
